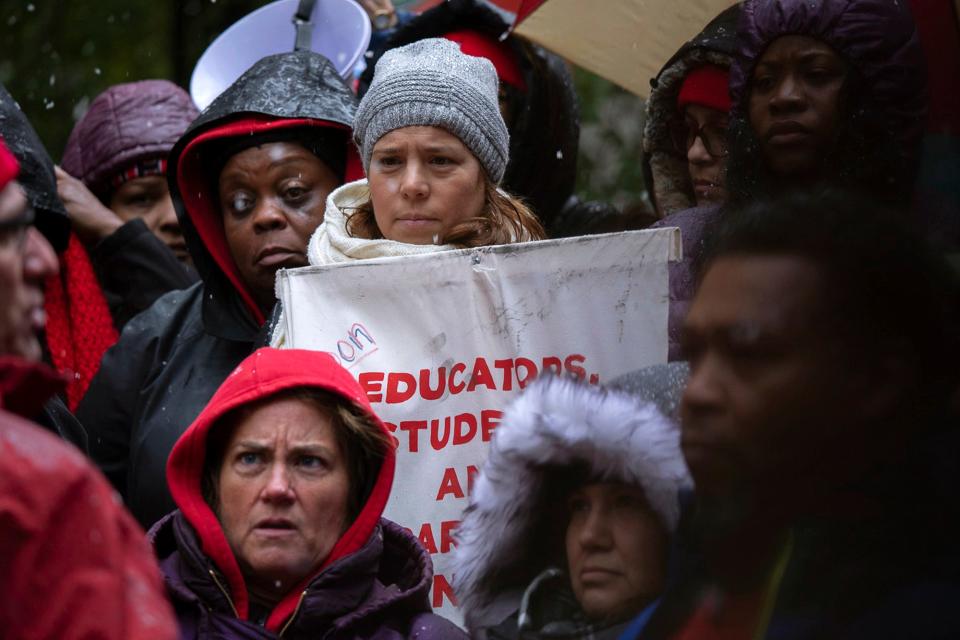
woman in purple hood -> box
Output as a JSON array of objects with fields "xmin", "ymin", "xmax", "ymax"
[
  {"xmin": 725, "ymin": 0, "xmax": 927, "ymax": 206},
  {"xmin": 656, "ymin": 0, "xmax": 928, "ymax": 361}
]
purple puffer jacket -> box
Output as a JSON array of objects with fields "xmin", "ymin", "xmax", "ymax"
[
  {"xmin": 61, "ymin": 79, "xmax": 198, "ymax": 196},
  {"xmin": 149, "ymin": 512, "xmax": 465, "ymax": 640},
  {"xmin": 730, "ymin": 0, "xmax": 927, "ymax": 159},
  {"xmin": 651, "ymin": 205, "xmax": 721, "ymax": 362}
]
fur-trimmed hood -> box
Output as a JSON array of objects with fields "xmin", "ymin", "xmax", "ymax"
[
  {"xmin": 642, "ymin": 4, "xmax": 741, "ymax": 218},
  {"xmin": 452, "ymin": 375, "xmax": 692, "ymax": 631}
]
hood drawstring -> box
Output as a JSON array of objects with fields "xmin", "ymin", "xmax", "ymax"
[
  {"xmin": 517, "ymin": 567, "xmax": 564, "ymax": 632},
  {"xmin": 208, "ymin": 567, "xmax": 240, "ymax": 619},
  {"xmin": 278, "ymin": 590, "xmax": 309, "ymax": 638}
]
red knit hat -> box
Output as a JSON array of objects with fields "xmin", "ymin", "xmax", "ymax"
[
  {"xmin": 0, "ymin": 137, "xmax": 19, "ymax": 191},
  {"xmin": 444, "ymin": 29, "xmax": 527, "ymax": 91},
  {"xmin": 677, "ymin": 64, "xmax": 731, "ymax": 112}
]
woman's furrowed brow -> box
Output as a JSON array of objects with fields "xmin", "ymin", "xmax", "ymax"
[{"xmin": 232, "ymin": 440, "xmax": 270, "ymax": 452}]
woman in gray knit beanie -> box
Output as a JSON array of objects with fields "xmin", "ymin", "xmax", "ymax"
[{"xmin": 307, "ymin": 38, "xmax": 544, "ymax": 265}]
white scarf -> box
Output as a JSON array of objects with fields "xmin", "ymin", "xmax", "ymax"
[
  {"xmin": 307, "ymin": 179, "xmax": 459, "ymax": 266},
  {"xmin": 272, "ymin": 180, "xmax": 461, "ymax": 346}
]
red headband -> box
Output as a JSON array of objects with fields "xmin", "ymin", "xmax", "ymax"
[
  {"xmin": 677, "ymin": 64, "xmax": 731, "ymax": 112},
  {"xmin": 0, "ymin": 137, "xmax": 19, "ymax": 191},
  {"xmin": 443, "ymin": 29, "xmax": 527, "ymax": 91}
]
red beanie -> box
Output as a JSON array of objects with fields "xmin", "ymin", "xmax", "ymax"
[
  {"xmin": 443, "ymin": 29, "xmax": 527, "ymax": 91},
  {"xmin": 0, "ymin": 137, "xmax": 19, "ymax": 191},
  {"xmin": 677, "ymin": 64, "xmax": 731, "ymax": 112}
]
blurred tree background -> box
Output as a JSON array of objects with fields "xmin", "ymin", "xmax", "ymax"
[{"xmin": 0, "ymin": 0, "xmax": 647, "ymax": 211}]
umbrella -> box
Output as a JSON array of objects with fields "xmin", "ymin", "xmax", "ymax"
[{"xmin": 512, "ymin": 0, "xmax": 736, "ymax": 97}]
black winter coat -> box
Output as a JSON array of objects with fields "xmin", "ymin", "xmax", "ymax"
[
  {"xmin": 76, "ymin": 51, "xmax": 358, "ymax": 528},
  {"xmin": 89, "ymin": 217, "xmax": 198, "ymax": 329}
]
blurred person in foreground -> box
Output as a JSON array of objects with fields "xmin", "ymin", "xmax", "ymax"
[
  {"xmin": 633, "ymin": 189, "xmax": 960, "ymax": 639},
  {"xmin": 453, "ymin": 375, "xmax": 691, "ymax": 639},
  {"xmin": 0, "ymin": 82, "xmax": 89, "ymax": 447},
  {"xmin": 152, "ymin": 347, "xmax": 464, "ymax": 638},
  {"xmin": 0, "ymin": 136, "xmax": 177, "ymax": 640}
]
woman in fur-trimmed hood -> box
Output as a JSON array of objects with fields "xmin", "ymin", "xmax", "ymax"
[
  {"xmin": 452, "ymin": 375, "xmax": 692, "ymax": 639},
  {"xmin": 643, "ymin": 4, "xmax": 741, "ymax": 218}
]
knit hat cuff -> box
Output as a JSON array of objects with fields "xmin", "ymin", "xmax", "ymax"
[
  {"xmin": 677, "ymin": 64, "xmax": 732, "ymax": 113},
  {"xmin": 356, "ymin": 80, "xmax": 508, "ymax": 183}
]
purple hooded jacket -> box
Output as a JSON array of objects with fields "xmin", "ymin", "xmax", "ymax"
[
  {"xmin": 61, "ymin": 79, "xmax": 198, "ymax": 197},
  {"xmin": 655, "ymin": 0, "xmax": 928, "ymax": 360},
  {"xmin": 150, "ymin": 514, "xmax": 463, "ymax": 640},
  {"xmin": 729, "ymin": 0, "xmax": 927, "ymax": 161}
]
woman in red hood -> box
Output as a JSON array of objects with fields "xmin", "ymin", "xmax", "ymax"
[{"xmin": 151, "ymin": 347, "xmax": 464, "ymax": 639}]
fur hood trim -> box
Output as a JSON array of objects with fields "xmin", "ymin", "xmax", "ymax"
[
  {"xmin": 452, "ymin": 375, "xmax": 691, "ymax": 628},
  {"xmin": 644, "ymin": 48, "xmax": 733, "ymax": 218},
  {"xmin": 641, "ymin": 3, "xmax": 741, "ymax": 218}
]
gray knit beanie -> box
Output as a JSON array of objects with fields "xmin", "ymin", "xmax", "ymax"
[{"xmin": 354, "ymin": 38, "xmax": 510, "ymax": 183}]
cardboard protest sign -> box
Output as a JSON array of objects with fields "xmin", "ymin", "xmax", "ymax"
[{"xmin": 276, "ymin": 228, "xmax": 680, "ymax": 623}]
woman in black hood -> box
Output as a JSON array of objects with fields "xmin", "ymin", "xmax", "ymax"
[{"xmin": 77, "ymin": 51, "xmax": 361, "ymax": 528}]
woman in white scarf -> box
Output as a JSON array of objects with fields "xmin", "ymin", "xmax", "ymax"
[
  {"xmin": 271, "ymin": 38, "xmax": 545, "ymax": 346},
  {"xmin": 307, "ymin": 37, "xmax": 544, "ymax": 267}
]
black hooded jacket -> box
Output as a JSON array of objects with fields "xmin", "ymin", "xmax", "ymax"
[
  {"xmin": 0, "ymin": 83, "xmax": 70, "ymax": 252},
  {"xmin": 76, "ymin": 51, "xmax": 358, "ymax": 528},
  {"xmin": 360, "ymin": 0, "xmax": 580, "ymax": 232}
]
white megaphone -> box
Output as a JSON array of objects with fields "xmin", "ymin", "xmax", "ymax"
[{"xmin": 190, "ymin": 0, "xmax": 372, "ymax": 111}]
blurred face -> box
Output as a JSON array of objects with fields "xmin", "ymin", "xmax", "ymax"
[
  {"xmin": 0, "ymin": 181, "xmax": 58, "ymax": 361},
  {"xmin": 565, "ymin": 483, "xmax": 666, "ymax": 621},
  {"xmin": 220, "ymin": 142, "xmax": 339, "ymax": 311},
  {"xmin": 680, "ymin": 256, "xmax": 864, "ymax": 504},
  {"xmin": 217, "ymin": 396, "xmax": 350, "ymax": 599},
  {"xmin": 682, "ymin": 104, "xmax": 729, "ymax": 206},
  {"xmin": 109, "ymin": 175, "xmax": 189, "ymax": 263},
  {"xmin": 367, "ymin": 126, "xmax": 485, "ymax": 244},
  {"xmin": 748, "ymin": 35, "xmax": 847, "ymax": 178}
]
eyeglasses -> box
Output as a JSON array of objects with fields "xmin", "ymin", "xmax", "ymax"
[
  {"xmin": 670, "ymin": 120, "xmax": 730, "ymax": 158},
  {"xmin": 0, "ymin": 205, "xmax": 35, "ymax": 251}
]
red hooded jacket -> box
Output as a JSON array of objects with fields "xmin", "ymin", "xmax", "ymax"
[
  {"xmin": 0, "ymin": 356, "xmax": 178, "ymax": 639},
  {"xmin": 165, "ymin": 347, "xmax": 400, "ymax": 633}
]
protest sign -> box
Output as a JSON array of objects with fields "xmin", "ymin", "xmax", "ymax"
[{"xmin": 276, "ymin": 227, "xmax": 680, "ymax": 622}]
